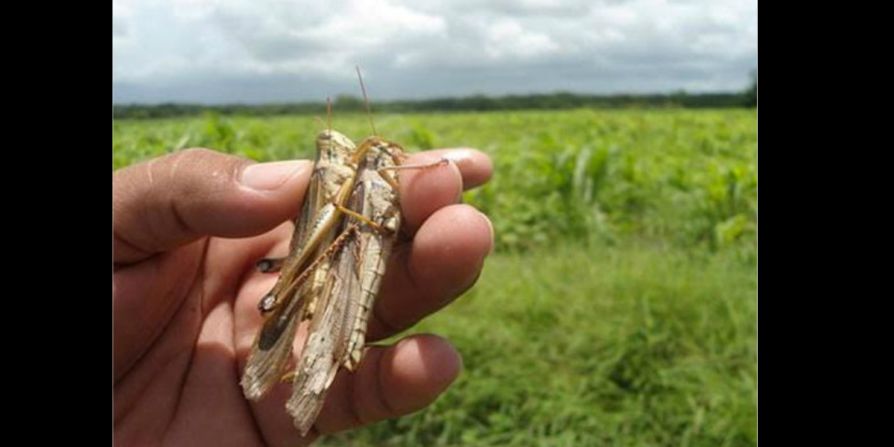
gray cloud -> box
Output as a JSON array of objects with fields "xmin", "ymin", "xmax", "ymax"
[{"xmin": 112, "ymin": 0, "xmax": 756, "ymax": 104}]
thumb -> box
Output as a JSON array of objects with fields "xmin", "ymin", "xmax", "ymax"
[{"xmin": 113, "ymin": 148, "xmax": 312, "ymax": 265}]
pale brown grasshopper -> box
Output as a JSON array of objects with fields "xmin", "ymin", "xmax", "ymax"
[
  {"xmin": 241, "ymin": 72, "xmax": 448, "ymax": 435},
  {"xmin": 240, "ymin": 127, "xmax": 367, "ymax": 401}
]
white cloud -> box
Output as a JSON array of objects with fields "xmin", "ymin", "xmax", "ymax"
[
  {"xmin": 112, "ymin": 0, "xmax": 757, "ymax": 103},
  {"xmin": 483, "ymin": 19, "xmax": 561, "ymax": 60}
]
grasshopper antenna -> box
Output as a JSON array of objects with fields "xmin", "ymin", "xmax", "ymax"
[
  {"xmin": 356, "ymin": 65, "xmax": 377, "ymax": 136},
  {"xmin": 326, "ymin": 96, "xmax": 333, "ymax": 135}
]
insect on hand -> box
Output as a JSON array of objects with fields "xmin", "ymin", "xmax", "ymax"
[{"xmin": 240, "ymin": 68, "xmax": 450, "ymax": 436}]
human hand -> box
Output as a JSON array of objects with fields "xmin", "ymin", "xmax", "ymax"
[{"xmin": 113, "ymin": 147, "xmax": 493, "ymax": 446}]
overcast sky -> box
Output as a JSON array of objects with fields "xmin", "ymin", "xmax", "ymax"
[{"xmin": 112, "ymin": 0, "xmax": 756, "ymax": 104}]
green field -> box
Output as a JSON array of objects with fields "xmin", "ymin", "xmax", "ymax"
[{"xmin": 113, "ymin": 108, "xmax": 757, "ymax": 446}]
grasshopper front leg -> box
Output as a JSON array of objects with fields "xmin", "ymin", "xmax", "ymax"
[{"xmin": 376, "ymin": 157, "xmax": 450, "ymax": 192}]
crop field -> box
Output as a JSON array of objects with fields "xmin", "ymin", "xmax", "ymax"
[{"xmin": 113, "ymin": 108, "xmax": 757, "ymax": 446}]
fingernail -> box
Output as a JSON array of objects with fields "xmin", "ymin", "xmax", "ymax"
[
  {"xmin": 477, "ymin": 211, "xmax": 495, "ymax": 255},
  {"xmin": 441, "ymin": 149, "xmax": 475, "ymax": 167},
  {"xmin": 240, "ymin": 161, "xmax": 306, "ymax": 191}
]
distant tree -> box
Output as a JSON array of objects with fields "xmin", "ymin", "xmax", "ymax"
[
  {"xmin": 112, "ymin": 89, "xmax": 756, "ymax": 119},
  {"xmin": 334, "ymin": 95, "xmax": 364, "ymax": 112},
  {"xmin": 743, "ymin": 70, "xmax": 757, "ymax": 107}
]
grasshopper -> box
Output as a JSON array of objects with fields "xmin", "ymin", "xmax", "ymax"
[
  {"xmin": 287, "ymin": 138, "xmax": 422, "ymax": 434},
  {"xmin": 241, "ymin": 70, "xmax": 449, "ymax": 435},
  {"xmin": 240, "ymin": 126, "xmax": 366, "ymax": 401}
]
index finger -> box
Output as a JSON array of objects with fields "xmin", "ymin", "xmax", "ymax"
[{"xmin": 396, "ymin": 148, "xmax": 492, "ymax": 235}]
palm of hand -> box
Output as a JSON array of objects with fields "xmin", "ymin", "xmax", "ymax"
[{"xmin": 113, "ymin": 148, "xmax": 493, "ymax": 447}]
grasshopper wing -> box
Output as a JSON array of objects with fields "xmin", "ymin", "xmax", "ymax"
[
  {"xmin": 285, "ymin": 221, "xmax": 364, "ymax": 435},
  {"xmin": 241, "ymin": 283, "xmax": 304, "ymax": 400},
  {"xmin": 289, "ymin": 130, "xmax": 357, "ymax": 255}
]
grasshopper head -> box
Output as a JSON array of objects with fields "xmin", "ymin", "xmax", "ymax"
[
  {"xmin": 316, "ymin": 129, "xmax": 356, "ymax": 164},
  {"xmin": 382, "ymin": 141, "xmax": 406, "ymax": 166}
]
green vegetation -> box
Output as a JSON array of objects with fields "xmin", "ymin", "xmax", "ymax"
[
  {"xmin": 113, "ymin": 108, "xmax": 756, "ymax": 446},
  {"xmin": 328, "ymin": 246, "xmax": 756, "ymax": 446}
]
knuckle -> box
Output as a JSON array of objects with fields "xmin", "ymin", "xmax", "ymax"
[{"xmin": 178, "ymin": 147, "xmax": 216, "ymax": 158}]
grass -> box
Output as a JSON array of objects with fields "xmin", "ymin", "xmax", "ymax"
[
  {"xmin": 113, "ymin": 108, "xmax": 757, "ymax": 446},
  {"xmin": 322, "ymin": 242, "xmax": 756, "ymax": 446}
]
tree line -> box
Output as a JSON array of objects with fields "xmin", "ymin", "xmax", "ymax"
[{"xmin": 113, "ymin": 89, "xmax": 756, "ymax": 120}]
